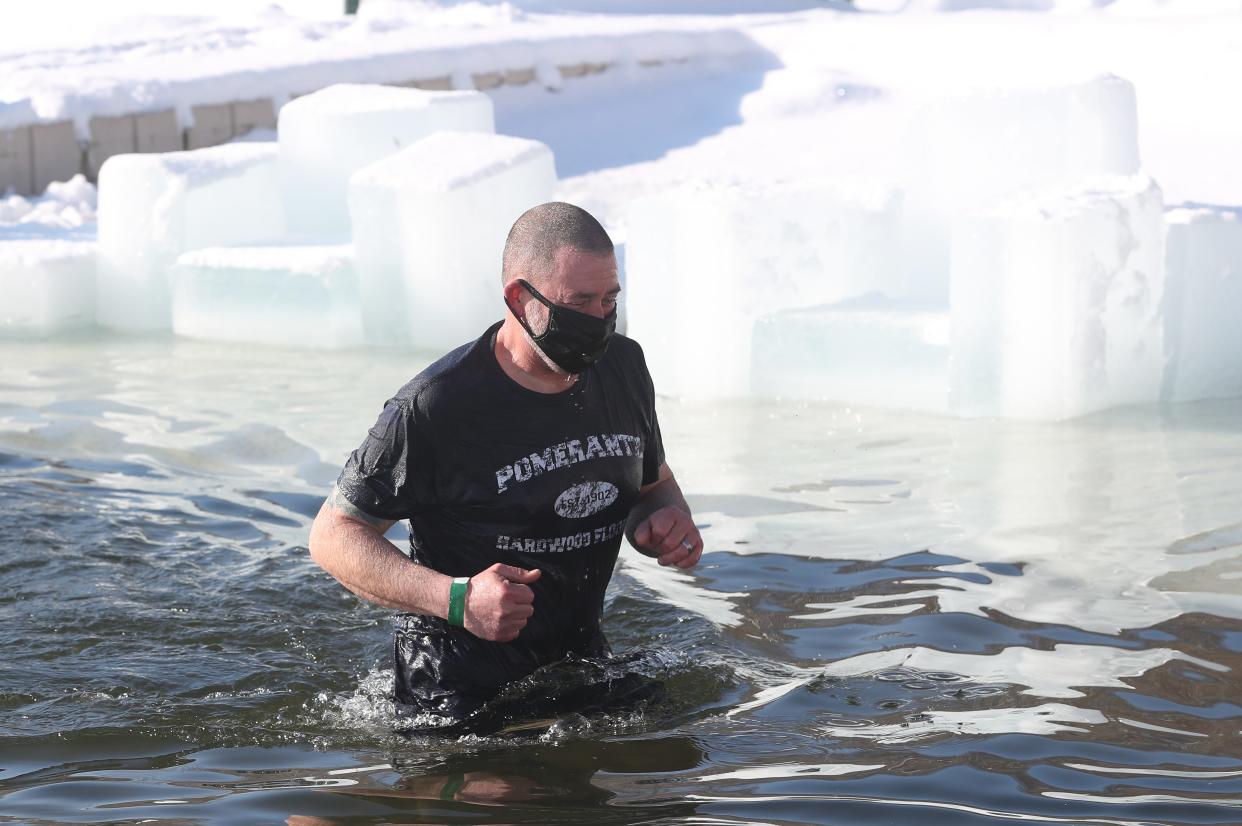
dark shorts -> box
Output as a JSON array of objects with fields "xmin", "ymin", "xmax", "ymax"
[{"xmin": 392, "ymin": 618, "xmax": 661, "ymax": 736}]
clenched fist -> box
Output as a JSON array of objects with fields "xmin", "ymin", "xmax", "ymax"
[
  {"xmin": 632, "ymin": 505, "xmax": 703, "ymax": 569},
  {"xmin": 461, "ymin": 563, "xmax": 540, "ymax": 642}
]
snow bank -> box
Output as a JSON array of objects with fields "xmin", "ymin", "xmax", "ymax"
[
  {"xmin": 503, "ymin": 0, "xmax": 830, "ymax": 11},
  {"xmin": 349, "ymin": 131, "xmax": 556, "ymax": 350},
  {"xmin": 171, "ymin": 244, "xmax": 363, "ymax": 349},
  {"xmin": 901, "ymin": 0, "xmax": 1091, "ymax": 10},
  {"xmin": 278, "ymin": 84, "xmax": 494, "ymax": 239},
  {"xmin": 892, "ymin": 0, "xmax": 1241, "ymax": 10},
  {"xmin": 1104, "ymin": 0, "xmax": 1242, "ymax": 13},
  {"xmin": 96, "ymin": 143, "xmax": 285, "ymax": 330},
  {"xmin": 0, "ymin": 100, "xmax": 37, "ymax": 128},
  {"xmin": 950, "ymin": 175, "xmax": 1165, "ymax": 420},
  {"xmin": 0, "ymin": 11, "xmax": 765, "ymax": 139},
  {"xmin": 0, "ymin": 174, "xmax": 96, "ymax": 231}
]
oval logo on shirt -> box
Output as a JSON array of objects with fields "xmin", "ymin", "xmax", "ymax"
[{"xmin": 554, "ymin": 481, "xmax": 619, "ymax": 519}]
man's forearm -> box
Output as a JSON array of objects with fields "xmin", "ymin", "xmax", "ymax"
[
  {"xmin": 625, "ymin": 476, "xmax": 691, "ymax": 549},
  {"xmin": 309, "ymin": 495, "xmax": 542, "ymax": 642},
  {"xmin": 309, "ymin": 507, "xmax": 450, "ymax": 617}
]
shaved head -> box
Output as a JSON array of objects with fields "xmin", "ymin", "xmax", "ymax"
[{"xmin": 502, "ymin": 202, "xmax": 614, "ymax": 286}]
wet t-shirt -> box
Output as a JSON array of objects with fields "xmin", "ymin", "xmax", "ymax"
[{"xmin": 336, "ymin": 322, "xmax": 664, "ymax": 718}]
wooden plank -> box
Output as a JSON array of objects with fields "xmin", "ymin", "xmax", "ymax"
[
  {"xmin": 0, "ymin": 125, "xmax": 34, "ymax": 196},
  {"xmin": 30, "ymin": 121, "xmax": 82, "ymax": 192},
  {"xmin": 406, "ymin": 76, "xmax": 453, "ymax": 91},
  {"xmin": 502, "ymin": 68, "xmax": 537, "ymax": 86},
  {"xmin": 185, "ymin": 103, "xmax": 234, "ymax": 150},
  {"xmin": 232, "ymin": 98, "xmax": 276, "ymax": 137},
  {"xmin": 135, "ymin": 109, "xmax": 181, "ymax": 153},
  {"xmin": 471, "ymin": 71, "xmax": 503, "ymax": 91},
  {"xmin": 87, "ymin": 114, "xmax": 137, "ymax": 180}
]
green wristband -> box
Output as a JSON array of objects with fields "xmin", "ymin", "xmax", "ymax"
[
  {"xmin": 439, "ymin": 772, "xmax": 466, "ymax": 801},
  {"xmin": 447, "ymin": 577, "xmax": 469, "ymax": 627}
]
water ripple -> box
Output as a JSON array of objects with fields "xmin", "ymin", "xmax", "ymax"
[{"xmin": 2, "ymin": 338, "xmax": 1242, "ymax": 824}]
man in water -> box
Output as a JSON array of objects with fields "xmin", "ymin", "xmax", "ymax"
[{"xmin": 308, "ymin": 201, "xmax": 702, "ymax": 726}]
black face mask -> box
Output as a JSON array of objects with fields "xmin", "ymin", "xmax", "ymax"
[{"xmin": 510, "ymin": 279, "xmax": 616, "ymax": 374}]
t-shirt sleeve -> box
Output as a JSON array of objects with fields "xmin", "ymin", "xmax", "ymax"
[
  {"xmin": 636, "ymin": 344, "xmax": 665, "ymax": 487},
  {"xmin": 335, "ymin": 398, "xmax": 434, "ymax": 520},
  {"xmin": 643, "ymin": 405, "xmax": 665, "ymax": 487}
]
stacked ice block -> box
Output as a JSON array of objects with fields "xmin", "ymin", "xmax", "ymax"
[
  {"xmin": 350, "ymin": 131, "xmax": 557, "ymax": 351},
  {"xmin": 1161, "ymin": 206, "xmax": 1242, "ymax": 403},
  {"xmin": 625, "ymin": 181, "xmax": 903, "ymax": 398},
  {"xmin": 0, "ymin": 240, "xmax": 96, "ymax": 336},
  {"xmin": 950, "ymin": 175, "xmax": 1165, "ymax": 421},
  {"xmin": 7, "ymin": 69, "xmax": 1241, "ymax": 419},
  {"xmin": 170, "ymin": 244, "xmax": 362, "ymax": 349},
  {"xmin": 96, "ymin": 143, "xmax": 285, "ymax": 331},
  {"xmin": 893, "ymin": 74, "xmax": 1142, "ymax": 310},
  {"xmin": 279, "ymin": 84, "xmax": 495, "ymax": 240},
  {"xmin": 752, "ymin": 297, "xmax": 951, "ymax": 414},
  {"xmin": 915, "ymin": 74, "xmax": 1141, "ymax": 212},
  {"xmin": 622, "ymin": 73, "xmax": 1210, "ymax": 419},
  {"xmin": 89, "ymin": 83, "xmax": 509, "ymax": 348}
]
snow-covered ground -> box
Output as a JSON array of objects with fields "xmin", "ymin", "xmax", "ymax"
[
  {"xmin": 4, "ymin": 1, "xmax": 1239, "ymax": 206},
  {"xmin": 0, "ymin": 2, "xmax": 797, "ymax": 135},
  {"xmin": 2, "ymin": 1, "xmax": 1241, "ymax": 419}
]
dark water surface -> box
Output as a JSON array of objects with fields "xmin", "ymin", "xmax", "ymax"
[{"xmin": 2, "ymin": 336, "xmax": 1241, "ymax": 825}]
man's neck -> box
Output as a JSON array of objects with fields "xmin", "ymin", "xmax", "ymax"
[{"xmin": 494, "ymin": 318, "xmax": 579, "ymax": 394}]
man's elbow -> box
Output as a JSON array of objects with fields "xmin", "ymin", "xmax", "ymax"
[{"xmin": 307, "ymin": 506, "xmax": 336, "ymax": 569}]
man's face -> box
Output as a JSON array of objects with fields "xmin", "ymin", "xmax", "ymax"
[{"xmin": 525, "ymin": 247, "xmax": 620, "ymax": 332}]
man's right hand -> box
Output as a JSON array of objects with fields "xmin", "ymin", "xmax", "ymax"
[{"xmin": 462, "ymin": 563, "xmax": 540, "ymax": 642}]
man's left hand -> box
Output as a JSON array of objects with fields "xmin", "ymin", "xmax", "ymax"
[{"xmin": 632, "ymin": 506, "xmax": 703, "ymax": 568}]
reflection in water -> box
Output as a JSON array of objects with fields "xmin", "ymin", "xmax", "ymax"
[
  {"xmin": 267, "ymin": 738, "xmax": 707, "ymax": 823},
  {"xmin": 1, "ymin": 337, "xmax": 1242, "ymax": 824}
]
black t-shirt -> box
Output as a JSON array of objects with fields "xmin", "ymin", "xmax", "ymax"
[{"xmin": 336, "ymin": 322, "xmax": 664, "ymax": 718}]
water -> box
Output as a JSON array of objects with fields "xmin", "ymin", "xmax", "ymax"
[{"xmin": 2, "ymin": 334, "xmax": 1240, "ymax": 825}]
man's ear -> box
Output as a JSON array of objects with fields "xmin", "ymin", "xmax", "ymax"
[{"xmin": 502, "ymin": 279, "xmax": 525, "ymax": 318}]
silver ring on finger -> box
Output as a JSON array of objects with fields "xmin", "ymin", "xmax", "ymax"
[{"xmin": 681, "ymin": 539, "xmax": 694, "ymax": 552}]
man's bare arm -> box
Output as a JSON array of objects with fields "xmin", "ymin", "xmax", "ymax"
[
  {"xmin": 309, "ymin": 484, "xmax": 452, "ymax": 615},
  {"xmin": 308, "ymin": 485, "xmax": 542, "ymax": 641},
  {"xmin": 625, "ymin": 463, "xmax": 704, "ymax": 568}
]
